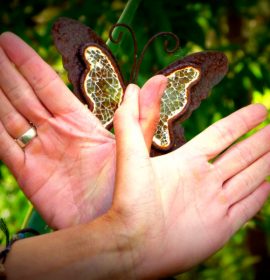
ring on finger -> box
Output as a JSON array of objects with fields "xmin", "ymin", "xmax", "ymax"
[{"xmin": 16, "ymin": 126, "xmax": 37, "ymax": 148}]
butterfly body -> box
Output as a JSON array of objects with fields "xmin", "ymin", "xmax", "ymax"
[{"xmin": 52, "ymin": 17, "xmax": 228, "ymax": 153}]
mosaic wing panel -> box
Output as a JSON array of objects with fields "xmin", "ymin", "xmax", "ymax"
[
  {"xmin": 82, "ymin": 45, "xmax": 124, "ymax": 128},
  {"xmin": 153, "ymin": 67, "xmax": 200, "ymax": 149}
]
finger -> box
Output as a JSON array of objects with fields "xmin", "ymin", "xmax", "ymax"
[
  {"xmin": 113, "ymin": 84, "xmax": 150, "ymax": 201},
  {"xmin": 0, "ymin": 45, "xmax": 51, "ymax": 125},
  {"xmin": 223, "ymin": 151, "xmax": 270, "ymax": 206},
  {"xmin": 0, "ymin": 121, "xmax": 24, "ymax": 175},
  {"xmin": 214, "ymin": 124, "xmax": 270, "ymax": 181},
  {"xmin": 114, "ymin": 84, "xmax": 148, "ymax": 159},
  {"xmin": 227, "ymin": 181, "xmax": 270, "ymax": 234},
  {"xmin": 187, "ymin": 104, "xmax": 267, "ymax": 160},
  {"xmin": 0, "ymin": 32, "xmax": 83, "ymax": 115},
  {"xmin": 139, "ymin": 75, "xmax": 167, "ymax": 151},
  {"xmin": 0, "ymin": 89, "xmax": 32, "ymax": 138}
]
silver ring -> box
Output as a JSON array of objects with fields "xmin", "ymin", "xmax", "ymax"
[{"xmin": 16, "ymin": 127, "xmax": 37, "ymax": 148}]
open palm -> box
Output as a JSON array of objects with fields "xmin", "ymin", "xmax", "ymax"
[
  {"xmin": 0, "ymin": 32, "xmax": 166, "ymax": 229},
  {"xmin": 110, "ymin": 85, "xmax": 270, "ymax": 278},
  {"xmin": 150, "ymin": 111, "xmax": 270, "ymax": 273}
]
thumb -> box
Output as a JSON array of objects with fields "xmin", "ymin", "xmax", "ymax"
[
  {"xmin": 139, "ymin": 75, "xmax": 167, "ymax": 152},
  {"xmin": 114, "ymin": 83, "xmax": 149, "ymax": 160},
  {"xmin": 113, "ymin": 84, "xmax": 150, "ymax": 204}
]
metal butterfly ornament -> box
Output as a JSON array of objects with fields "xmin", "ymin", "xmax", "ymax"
[{"xmin": 52, "ymin": 17, "xmax": 228, "ymax": 155}]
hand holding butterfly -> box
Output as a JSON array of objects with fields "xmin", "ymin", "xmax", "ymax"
[
  {"xmin": 5, "ymin": 84, "xmax": 270, "ymax": 280},
  {"xmin": 0, "ymin": 32, "xmax": 167, "ymax": 229}
]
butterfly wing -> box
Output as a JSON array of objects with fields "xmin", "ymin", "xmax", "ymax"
[
  {"xmin": 150, "ymin": 51, "xmax": 228, "ymax": 154},
  {"xmin": 154, "ymin": 64, "xmax": 201, "ymax": 150},
  {"xmin": 52, "ymin": 18, "xmax": 228, "ymax": 153},
  {"xmin": 52, "ymin": 17, "xmax": 125, "ymax": 129},
  {"xmin": 81, "ymin": 44, "xmax": 125, "ymax": 128}
]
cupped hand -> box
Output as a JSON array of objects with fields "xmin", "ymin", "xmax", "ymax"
[
  {"xmin": 0, "ymin": 32, "xmax": 167, "ymax": 229},
  {"xmin": 109, "ymin": 84, "xmax": 270, "ymax": 278}
]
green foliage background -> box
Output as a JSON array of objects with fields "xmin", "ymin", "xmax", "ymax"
[{"xmin": 0, "ymin": 0, "xmax": 270, "ymax": 278}]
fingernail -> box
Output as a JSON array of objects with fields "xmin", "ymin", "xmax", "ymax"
[{"xmin": 125, "ymin": 84, "xmax": 140, "ymax": 97}]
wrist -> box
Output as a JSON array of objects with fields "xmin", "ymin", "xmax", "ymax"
[
  {"xmin": 4, "ymin": 214, "xmax": 140, "ymax": 280},
  {"xmin": 104, "ymin": 209, "xmax": 164, "ymax": 280},
  {"xmin": 100, "ymin": 211, "xmax": 142, "ymax": 279}
]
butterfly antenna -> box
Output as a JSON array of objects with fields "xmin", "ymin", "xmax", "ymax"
[
  {"xmin": 108, "ymin": 23, "xmax": 138, "ymax": 85},
  {"xmin": 134, "ymin": 32, "xmax": 180, "ymax": 83}
]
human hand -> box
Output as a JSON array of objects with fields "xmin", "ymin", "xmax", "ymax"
[
  {"xmin": 0, "ymin": 32, "xmax": 167, "ymax": 229},
  {"xmin": 108, "ymin": 84, "xmax": 270, "ymax": 278},
  {"xmin": 3, "ymin": 45, "xmax": 269, "ymax": 280}
]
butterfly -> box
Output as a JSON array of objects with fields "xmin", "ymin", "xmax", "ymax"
[{"xmin": 52, "ymin": 17, "xmax": 228, "ymax": 154}]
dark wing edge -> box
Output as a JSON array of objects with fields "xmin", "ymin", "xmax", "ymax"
[{"xmin": 52, "ymin": 17, "xmax": 125, "ymax": 109}]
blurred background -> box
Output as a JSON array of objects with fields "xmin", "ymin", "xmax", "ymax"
[{"xmin": 0, "ymin": 0, "xmax": 270, "ymax": 279}]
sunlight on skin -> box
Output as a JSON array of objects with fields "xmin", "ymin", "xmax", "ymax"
[{"xmin": 0, "ymin": 32, "xmax": 167, "ymax": 229}]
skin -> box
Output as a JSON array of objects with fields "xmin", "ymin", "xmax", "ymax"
[
  {"xmin": 112, "ymin": 85, "xmax": 270, "ymax": 277},
  {"xmin": 0, "ymin": 32, "xmax": 270, "ymax": 279},
  {"xmin": 0, "ymin": 32, "xmax": 167, "ymax": 229},
  {"xmin": 4, "ymin": 84, "xmax": 270, "ymax": 280}
]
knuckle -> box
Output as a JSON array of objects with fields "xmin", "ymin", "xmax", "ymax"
[
  {"xmin": 211, "ymin": 112, "xmax": 250, "ymax": 146},
  {"xmin": 1, "ymin": 112, "xmax": 29, "ymax": 138},
  {"xmin": 233, "ymin": 143, "xmax": 254, "ymax": 167},
  {"xmin": 235, "ymin": 113, "xmax": 250, "ymax": 132},
  {"xmin": 240, "ymin": 172, "xmax": 254, "ymax": 190},
  {"xmin": 212, "ymin": 122, "xmax": 235, "ymax": 144},
  {"xmin": 6, "ymin": 84, "xmax": 21, "ymax": 99},
  {"xmin": 2, "ymin": 111, "xmax": 22, "ymax": 129},
  {"xmin": 34, "ymin": 71, "xmax": 58, "ymax": 92},
  {"xmin": 5, "ymin": 82, "xmax": 33, "ymax": 102},
  {"xmin": 239, "ymin": 201, "xmax": 251, "ymax": 223},
  {"xmin": 20, "ymin": 56, "xmax": 59, "ymax": 92}
]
